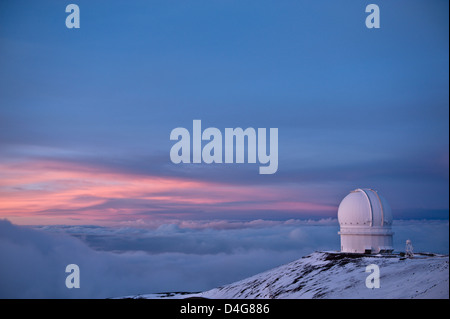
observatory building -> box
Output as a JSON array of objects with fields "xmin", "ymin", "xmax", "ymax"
[{"xmin": 338, "ymin": 188, "xmax": 394, "ymax": 254}]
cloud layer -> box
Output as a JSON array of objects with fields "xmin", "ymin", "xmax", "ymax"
[{"xmin": 0, "ymin": 219, "xmax": 448, "ymax": 298}]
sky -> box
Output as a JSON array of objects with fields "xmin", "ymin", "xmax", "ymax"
[
  {"xmin": 0, "ymin": 1, "xmax": 448, "ymax": 226},
  {"xmin": 0, "ymin": 0, "xmax": 448, "ymax": 298}
]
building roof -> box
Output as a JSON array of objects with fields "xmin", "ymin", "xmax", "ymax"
[{"xmin": 338, "ymin": 188, "xmax": 392, "ymax": 227}]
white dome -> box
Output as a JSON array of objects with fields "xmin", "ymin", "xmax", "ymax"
[
  {"xmin": 337, "ymin": 188, "xmax": 394, "ymax": 254},
  {"xmin": 338, "ymin": 188, "xmax": 392, "ymax": 227}
]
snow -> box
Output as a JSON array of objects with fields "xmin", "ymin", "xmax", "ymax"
[{"xmin": 119, "ymin": 251, "xmax": 449, "ymax": 299}]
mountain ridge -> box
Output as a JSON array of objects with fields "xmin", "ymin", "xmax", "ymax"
[{"xmin": 120, "ymin": 251, "xmax": 449, "ymax": 299}]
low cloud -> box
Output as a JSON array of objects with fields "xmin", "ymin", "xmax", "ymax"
[{"xmin": 0, "ymin": 218, "xmax": 448, "ymax": 298}]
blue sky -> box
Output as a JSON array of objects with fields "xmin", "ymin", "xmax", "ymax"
[{"xmin": 0, "ymin": 0, "xmax": 448, "ymax": 224}]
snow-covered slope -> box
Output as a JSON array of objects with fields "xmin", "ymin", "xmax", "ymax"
[{"xmin": 122, "ymin": 251, "xmax": 449, "ymax": 299}]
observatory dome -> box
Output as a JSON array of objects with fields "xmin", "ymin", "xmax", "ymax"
[
  {"xmin": 338, "ymin": 188, "xmax": 393, "ymax": 227},
  {"xmin": 338, "ymin": 188, "xmax": 394, "ymax": 254}
]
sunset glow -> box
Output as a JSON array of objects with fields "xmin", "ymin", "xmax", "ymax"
[{"xmin": 0, "ymin": 159, "xmax": 335, "ymax": 225}]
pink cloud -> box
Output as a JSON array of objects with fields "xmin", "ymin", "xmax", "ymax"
[{"xmin": 0, "ymin": 159, "xmax": 336, "ymax": 225}]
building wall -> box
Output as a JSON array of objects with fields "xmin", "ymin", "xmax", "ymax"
[{"xmin": 340, "ymin": 233, "xmax": 393, "ymax": 254}]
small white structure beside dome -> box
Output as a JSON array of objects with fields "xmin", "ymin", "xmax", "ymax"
[{"xmin": 338, "ymin": 188, "xmax": 394, "ymax": 254}]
